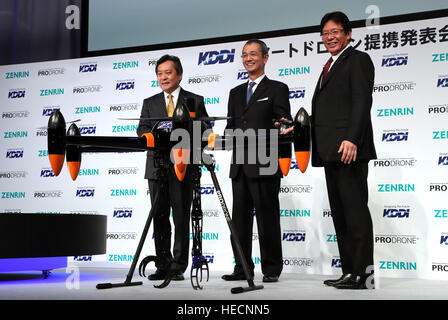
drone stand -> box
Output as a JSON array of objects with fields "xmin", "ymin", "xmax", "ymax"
[
  {"xmin": 96, "ymin": 154, "xmax": 170, "ymax": 290},
  {"xmin": 204, "ymin": 160, "xmax": 264, "ymax": 294}
]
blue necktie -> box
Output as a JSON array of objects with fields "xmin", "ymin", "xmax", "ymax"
[{"xmin": 246, "ymin": 81, "xmax": 256, "ymax": 104}]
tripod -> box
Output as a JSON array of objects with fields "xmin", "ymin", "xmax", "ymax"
[{"xmin": 96, "ymin": 152, "xmax": 171, "ymax": 289}]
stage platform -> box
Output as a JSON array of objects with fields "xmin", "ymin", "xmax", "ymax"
[{"xmin": 1, "ymin": 267, "xmax": 447, "ymax": 302}]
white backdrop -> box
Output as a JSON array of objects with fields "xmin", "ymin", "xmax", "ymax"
[{"xmin": 1, "ymin": 15, "xmax": 448, "ymax": 280}]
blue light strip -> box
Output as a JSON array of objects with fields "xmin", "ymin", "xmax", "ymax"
[{"xmin": 0, "ymin": 257, "xmax": 67, "ymax": 272}]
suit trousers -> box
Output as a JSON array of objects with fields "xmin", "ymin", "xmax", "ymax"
[
  {"xmin": 147, "ymin": 168, "xmax": 192, "ymax": 273},
  {"xmin": 230, "ymin": 169, "xmax": 283, "ymax": 277},
  {"xmin": 324, "ymin": 160, "xmax": 374, "ymax": 275}
]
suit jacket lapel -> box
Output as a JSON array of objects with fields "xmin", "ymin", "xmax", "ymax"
[
  {"xmin": 320, "ymin": 46, "xmax": 354, "ymax": 90},
  {"xmin": 176, "ymin": 88, "xmax": 186, "ymax": 110},
  {"xmin": 243, "ymin": 76, "xmax": 269, "ymax": 114},
  {"xmin": 156, "ymin": 92, "xmax": 168, "ymax": 117}
]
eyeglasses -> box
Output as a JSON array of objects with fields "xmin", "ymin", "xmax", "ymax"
[
  {"xmin": 321, "ymin": 29, "xmax": 344, "ymax": 37},
  {"xmin": 241, "ymin": 51, "xmax": 262, "ymax": 59}
]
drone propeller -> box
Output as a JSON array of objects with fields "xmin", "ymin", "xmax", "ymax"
[
  {"xmin": 37, "ymin": 119, "xmax": 81, "ymax": 130},
  {"xmin": 118, "ymin": 116, "xmax": 232, "ymax": 121}
]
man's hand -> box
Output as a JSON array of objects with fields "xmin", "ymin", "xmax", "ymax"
[
  {"xmin": 338, "ymin": 140, "xmax": 357, "ymax": 164},
  {"xmin": 274, "ymin": 117, "xmax": 294, "ymax": 135}
]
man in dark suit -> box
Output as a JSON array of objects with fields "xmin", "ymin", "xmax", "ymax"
[
  {"xmin": 221, "ymin": 39, "xmax": 291, "ymax": 283},
  {"xmin": 311, "ymin": 12, "xmax": 377, "ymax": 289},
  {"xmin": 137, "ymin": 54, "xmax": 209, "ymax": 281}
]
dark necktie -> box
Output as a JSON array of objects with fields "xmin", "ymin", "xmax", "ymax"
[
  {"xmin": 321, "ymin": 57, "xmax": 333, "ymax": 84},
  {"xmin": 246, "ymin": 81, "xmax": 256, "ymax": 104}
]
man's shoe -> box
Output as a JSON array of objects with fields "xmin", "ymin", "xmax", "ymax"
[
  {"xmin": 171, "ymin": 273, "xmax": 185, "ymax": 281},
  {"xmin": 221, "ymin": 272, "xmax": 251, "ymax": 281},
  {"xmin": 262, "ymin": 275, "xmax": 279, "ymax": 283},
  {"xmin": 333, "ymin": 274, "xmax": 374, "ymax": 289},
  {"xmin": 323, "ymin": 274, "xmax": 352, "ymax": 286},
  {"xmin": 148, "ymin": 270, "xmax": 166, "ymax": 281}
]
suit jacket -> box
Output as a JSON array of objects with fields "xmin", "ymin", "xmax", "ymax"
[
  {"xmin": 137, "ymin": 88, "xmax": 209, "ymax": 179},
  {"xmin": 226, "ymin": 76, "xmax": 291, "ymax": 178},
  {"xmin": 311, "ymin": 46, "xmax": 377, "ymax": 167}
]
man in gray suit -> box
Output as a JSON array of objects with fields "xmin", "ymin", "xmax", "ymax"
[{"xmin": 137, "ymin": 55, "xmax": 209, "ymax": 281}]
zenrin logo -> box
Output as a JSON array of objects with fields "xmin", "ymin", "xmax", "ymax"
[
  {"xmin": 434, "ymin": 209, "xmax": 448, "ymax": 218},
  {"xmin": 110, "ymin": 189, "xmax": 137, "ymax": 196},
  {"xmin": 112, "ymin": 125, "xmax": 137, "ymax": 133},
  {"xmin": 40, "ymin": 88, "xmax": 64, "ymax": 96},
  {"xmin": 190, "ymin": 233, "xmax": 219, "ymax": 240},
  {"xmin": 108, "ymin": 254, "xmax": 134, "ymax": 262},
  {"xmin": 75, "ymin": 106, "xmax": 100, "ymax": 114},
  {"xmin": 5, "ymin": 71, "xmax": 29, "ymax": 79},
  {"xmin": 378, "ymin": 184, "xmax": 415, "ymax": 192},
  {"xmin": 432, "ymin": 131, "xmax": 448, "ymax": 140},
  {"xmin": 198, "ymin": 49, "xmax": 235, "ymax": 65},
  {"xmin": 379, "ymin": 260, "xmax": 417, "ymax": 270},
  {"xmin": 377, "ymin": 107, "xmax": 413, "ymax": 117},
  {"xmin": 3, "ymin": 131, "xmax": 28, "ymax": 139}
]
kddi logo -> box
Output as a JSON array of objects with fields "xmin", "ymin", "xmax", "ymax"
[
  {"xmin": 282, "ymin": 231, "xmax": 306, "ymax": 242},
  {"xmin": 383, "ymin": 207, "xmax": 410, "ymax": 218},
  {"xmin": 113, "ymin": 208, "xmax": 133, "ymax": 218},
  {"xmin": 381, "ymin": 55, "xmax": 408, "ymax": 67},
  {"xmin": 116, "ymin": 80, "xmax": 135, "ymax": 90},
  {"xmin": 382, "ymin": 130, "xmax": 408, "ymax": 142},
  {"xmin": 76, "ymin": 188, "xmax": 95, "ymax": 197},
  {"xmin": 79, "ymin": 63, "xmax": 97, "ymax": 73},
  {"xmin": 6, "ymin": 149, "xmax": 24, "ymax": 159},
  {"xmin": 8, "ymin": 89, "xmax": 25, "ymax": 99},
  {"xmin": 437, "ymin": 76, "xmax": 448, "ymax": 88},
  {"xmin": 289, "ymin": 88, "xmax": 306, "ymax": 99},
  {"xmin": 78, "ymin": 125, "xmax": 96, "ymax": 134},
  {"xmin": 198, "ymin": 49, "xmax": 235, "ymax": 66},
  {"xmin": 438, "ymin": 154, "xmax": 448, "ymax": 165}
]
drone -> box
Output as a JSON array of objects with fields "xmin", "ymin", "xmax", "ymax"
[{"xmin": 46, "ymin": 99, "xmax": 311, "ymax": 294}]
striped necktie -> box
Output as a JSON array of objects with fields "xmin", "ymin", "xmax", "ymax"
[{"xmin": 246, "ymin": 81, "xmax": 256, "ymax": 104}]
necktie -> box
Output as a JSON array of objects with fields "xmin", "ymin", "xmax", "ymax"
[
  {"xmin": 167, "ymin": 93, "xmax": 174, "ymax": 117},
  {"xmin": 246, "ymin": 81, "xmax": 256, "ymax": 104},
  {"xmin": 321, "ymin": 57, "xmax": 333, "ymax": 84}
]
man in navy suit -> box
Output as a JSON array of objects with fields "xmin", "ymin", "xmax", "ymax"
[
  {"xmin": 137, "ymin": 55, "xmax": 209, "ymax": 281},
  {"xmin": 221, "ymin": 39, "xmax": 291, "ymax": 283},
  {"xmin": 311, "ymin": 12, "xmax": 377, "ymax": 289}
]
